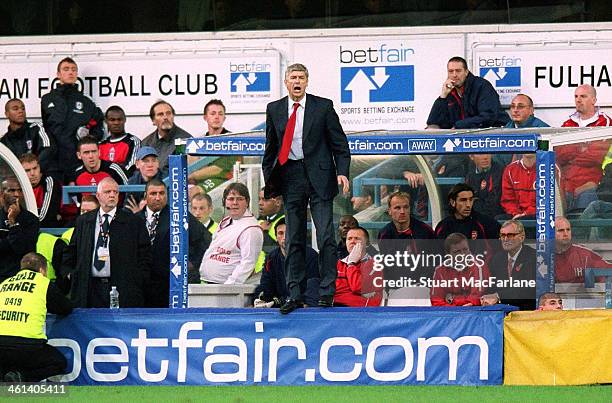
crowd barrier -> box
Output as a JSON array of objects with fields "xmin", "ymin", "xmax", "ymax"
[{"xmin": 46, "ymin": 306, "xmax": 513, "ymax": 386}]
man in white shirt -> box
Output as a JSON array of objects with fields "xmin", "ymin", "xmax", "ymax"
[{"xmin": 200, "ymin": 183, "xmax": 263, "ymax": 284}]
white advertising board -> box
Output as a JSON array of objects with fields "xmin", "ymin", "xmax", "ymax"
[
  {"xmin": 470, "ymin": 34, "xmax": 612, "ymax": 107},
  {"xmin": 294, "ymin": 35, "xmax": 464, "ymax": 131},
  {"xmin": 0, "ymin": 50, "xmax": 281, "ymax": 117}
]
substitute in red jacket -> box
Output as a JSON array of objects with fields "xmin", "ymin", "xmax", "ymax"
[
  {"xmin": 334, "ymin": 227, "xmax": 382, "ymax": 307},
  {"xmin": 430, "ymin": 233, "xmax": 490, "ymax": 307},
  {"xmin": 500, "ymin": 154, "xmax": 536, "ymax": 219},
  {"xmin": 555, "ymin": 216, "xmax": 611, "ymax": 283}
]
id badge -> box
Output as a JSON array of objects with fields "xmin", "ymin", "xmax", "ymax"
[{"xmin": 98, "ymin": 247, "xmax": 109, "ymax": 261}]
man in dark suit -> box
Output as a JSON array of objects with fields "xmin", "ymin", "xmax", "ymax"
[
  {"xmin": 61, "ymin": 177, "xmax": 151, "ymax": 308},
  {"xmin": 138, "ymin": 179, "xmax": 211, "ymax": 307},
  {"xmin": 262, "ymin": 63, "xmax": 351, "ymax": 314},
  {"xmin": 481, "ymin": 219, "xmax": 536, "ymax": 310}
]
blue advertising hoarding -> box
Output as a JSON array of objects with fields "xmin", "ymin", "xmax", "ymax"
[
  {"xmin": 46, "ymin": 307, "xmax": 508, "ymax": 386},
  {"xmin": 168, "ymin": 155, "xmax": 189, "ymax": 308},
  {"xmin": 535, "ymin": 150, "xmax": 556, "ymax": 296},
  {"xmin": 185, "ymin": 133, "xmax": 540, "ymax": 156}
]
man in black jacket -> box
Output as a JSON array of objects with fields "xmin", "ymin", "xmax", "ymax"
[
  {"xmin": 139, "ymin": 179, "xmax": 210, "ymax": 307},
  {"xmin": 0, "ymin": 177, "xmax": 39, "ymax": 282},
  {"xmin": 427, "ymin": 56, "xmax": 509, "ymax": 129},
  {"xmin": 41, "ymin": 57, "xmax": 104, "ymax": 182},
  {"xmin": 481, "ymin": 219, "xmax": 536, "ymax": 310},
  {"xmin": 0, "ymin": 252, "xmax": 72, "ymax": 382},
  {"xmin": 3, "ymin": 98, "xmax": 57, "ymax": 178},
  {"xmin": 20, "ymin": 153, "xmax": 62, "ymax": 228},
  {"xmin": 61, "ymin": 177, "xmax": 151, "ymax": 308}
]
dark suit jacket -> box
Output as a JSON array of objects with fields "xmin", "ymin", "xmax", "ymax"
[
  {"xmin": 61, "ymin": 208, "xmax": 152, "ymax": 308},
  {"xmin": 139, "ymin": 206, "xmax": 211, "ymax": 307},
  {"xmin": 489, "ymin": 244, "xmax": 536, "ymax": 310},
  {"xmin": 262, "ymin": 94, "xmax": 350, "ymax": 199}
]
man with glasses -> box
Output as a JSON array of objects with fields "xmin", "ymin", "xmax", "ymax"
[
  {"xmin": 481, "ymin": 219, "xmax": 536, "ymax": 310},
  {"xmin": 504, "ymin": 94, "xmax": 549, "ymax": 129}
]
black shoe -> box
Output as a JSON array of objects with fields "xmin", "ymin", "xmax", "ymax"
[
  {"xmin": 280, "ymin": 298, "xmax": 303, "ymax": 314},
  {"xmin": 4, "ymin": 371, "xmax": 23, "ymax": 383},
  {"xmin": 318, "ymin": 296, "xmax": 334, "ymax": 307}
]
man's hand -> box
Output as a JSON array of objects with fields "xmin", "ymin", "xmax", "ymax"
[
  {"xmin": 259, "ymin": 221, "xmax": 272, "ymax": 231},
  {"xmin": 338, "ymin": 175, "xmax": 349, "ymax": 195},
  {"xmin": 480, "ymin": 293, "xmax": 500, "ymax": 306},
  {"xmin": 125, "ymin": 195, "xmax": 145, "ymax": 214},
  {"xmin": 7, "ymin": 199, "xmax": 21, "ymax": 225},
  {"xmin": 403, "ymin": 171, "xmax": 424, "ymax": 188},
  {"xmin": 441, "ymin": 80, "xmax": 454, "ymax": 98},
  {"xmin": 347, "ymin": 241, "xmax": 364, "ymax": 264}
]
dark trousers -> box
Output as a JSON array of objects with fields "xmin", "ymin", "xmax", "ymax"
[
  {"xmin": 87, "ymin": 277, "xmax": 111, "ymax": 308},
  {"xmin": 0, "ymin": 342, "xmax": 67, "ymax": 381},
  {"xmin": 281, "ymin": 160, "xmax": 337, "ymax": 300}
]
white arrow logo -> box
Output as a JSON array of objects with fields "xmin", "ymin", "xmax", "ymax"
[
  {"xmin": 171, "ymin": 264, "xmax": 181, "ymax": 278},
  {"xmin": 345, "ymin": 70, "xmax": 377, "ymax": 104},
  {"xmin": 183, "ymin": 219, "xmax": 189, "ymax": 230},
  {"xmin": 233, "ymin": 74, "xmax": 251, "ymax": 92},
  {"xmin": 443, "ymin": 139, "xmax": 456, "ymax": 152},
  {"xmin": 497, "ymin": 67, "xmax": 507, "ymax": 79},
  {"xmin": 171, "ymin": 256, "xmax": 178, "ymax": 265},
  {"xmin": 186, "ymin": 141, "xmax": 199, "ymax": 154},
  {"xmin": 371, "ymin": 67, "xmax": 389, "ymax": 88}
]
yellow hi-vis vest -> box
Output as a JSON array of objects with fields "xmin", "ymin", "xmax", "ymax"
[
  {"xmin": 36, "ymin": 232, "xmax": 59, "ymax": 281},
  {"xmin": 602, "ymin": 144, "xmax": 612, "ymax": 169},
  {"xmin": 61, "ymin": 227, "xmax": 74, "ymax": 245},
  {"xmin": 254, "ymin": 214, "xmax": 285, "ymax": 273},
  {"xmin": 0, "ymin": 270, "xmax": 49, "ymax": 340}
]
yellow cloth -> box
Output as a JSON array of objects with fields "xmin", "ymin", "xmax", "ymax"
[{"xmin": 504, "ymin": 309, "xmax": 612, "ymax": 385}]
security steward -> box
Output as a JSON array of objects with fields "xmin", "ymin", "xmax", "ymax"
[{"xmin": 0, "ymin": 252, "xmax": 72, "ymax": 382}]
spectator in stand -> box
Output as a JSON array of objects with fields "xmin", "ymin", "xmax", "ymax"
[
  {"xmin": 138, "ymin": 179, "xmax": 210, "ymax": 307},
  {"xmin": 20, "ymin": 154, "xmax": 62, "ymax": 228},
  {"xmin": 538, "ymin": 293, "xmax": 563, "ymax": 311},
  {"xmin": 0, "ymin": 252, "xmax": 73, "ymax": 383},
  {"xmin": 558, "ymin": 84, "xmax": 611, "ymax": 212},
  {"xmin": 580, "ymin": 157, "xmax": 612, "ymax": 239},
  {"xmin": 190, "ymin": 193, "xmax": 217, "ymax": 235},
  {"xmin": 334, "ymin": 226, "xmax": 382, "ymax": 307},
  {"xmin": 199, "ymin": 182, "xmax": 263, "ymax": 284},
  {"xmin": 125, "ymin": 146, "xmax": 163, "ymax": 212},
  {"xmin": 254, "ymin": 218, "xmax": 319, "ymax": 308},
  {"xmin": 61, "ymin": 195, "xmax": 99, "ymax": 245},
  {"xmin": 337, "ymin": 214, "xmax": 358, "ymax": 259},
  {"xmin": 72, "ymin": 136, "xmax": 129, "ymax": 199},
  {"xmin": 0, "ymin": 177, "xmax": 39, "ymax": 282},
  {"xmin": 430, "ymin": 232, "xmax": 490, "ymax": 307},
  {"xmin": 351, "ymin": 186, "xmax": 374, "ymax": 212},
  {"xmin": 188, "ymin": 99, "xmax": 238, "ymax": 192},
  {"xmin": 427, "ymin": 56, "xmax": 509, "ymax": 130},
  {"xmin": 483, "ymin": 219, "xmax": 536, "ymax": 310},
  {"xmin": 554, "ymin": 216, "xmax": 610, "ymax": 283},
  {"xmin": 500, "ymin": 153, "xmax": 536, "ymax": 220},
  {"xmin": 3, "ymin": 99, "xmax": 56, "ymax": 178},
  {"xmin": 427, "ymin": 56, "xmax": 509, "ymax": 178},
  {"xmin": 98, "ymin": 106, "xmax": 141, "ymax": 174},
  {"xmin": 505, "ymin": 94, "xmax": 549, "ymax": 128},
  {"xmin": 141, "ymin": 100, "xmax": 192, "ymax": 178},
  {"xmin": 562, "ymin": 84, "xmax": 612, "ymax": 128},
  {"xmin": 61, "ymin": 177, "xmax": 151, "ymax": 308},
  {"xmin": 41, "ymin": 57, "xmax": 105, "ymax": 182},
  {"xmin": 465, "ymin": 153, "xmax": 504, "ymax": 218}
]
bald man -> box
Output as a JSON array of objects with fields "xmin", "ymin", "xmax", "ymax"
[
  {"xmin": 554, "ymin": 216, "xmax": 610, "ymax": 283},
  {"xmin": 562, "ymin": 84, "xmax": 612, "ymax": 127},
  {"xmin": 504, "ymin": 94, "xmax": 549, "ymax": 128}
]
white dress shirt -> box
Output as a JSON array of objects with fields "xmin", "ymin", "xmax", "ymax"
[
  {"xmin": 91, "ymin": 207, "xmax": 117, "ymax": 277},
  {"xmin": 288, "ymin": 95, "xmax": 306, "ymax": 161}
]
